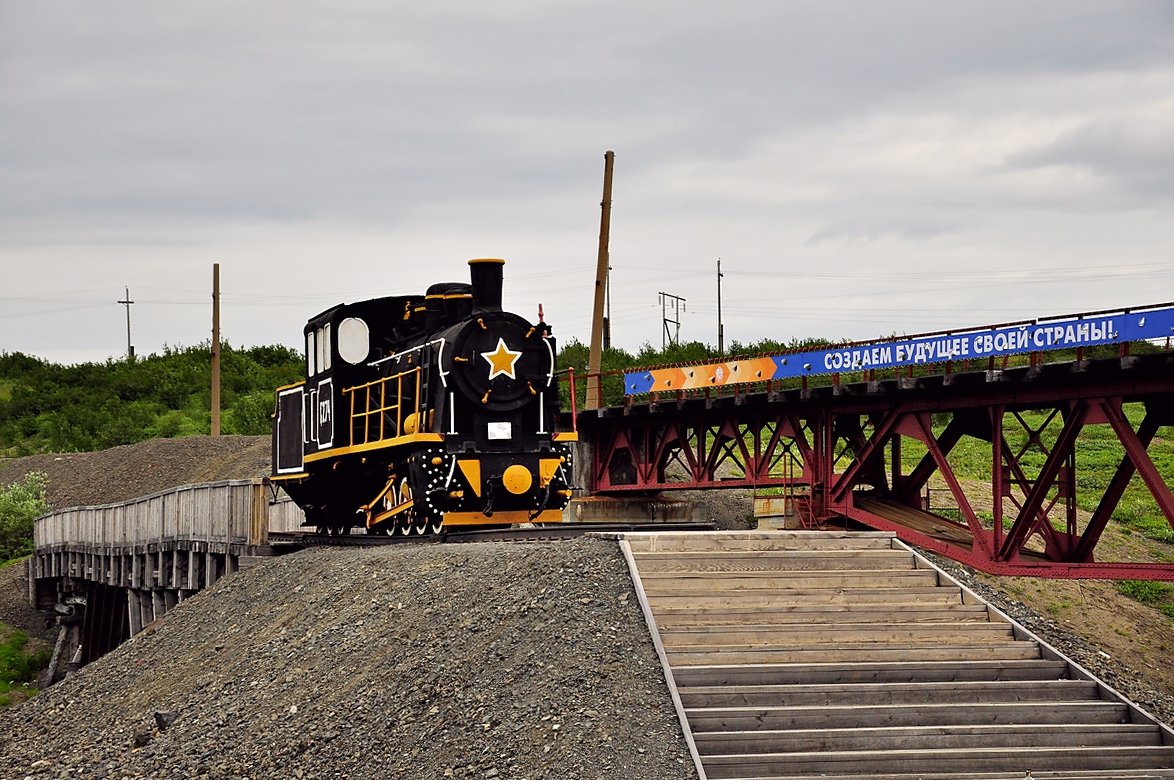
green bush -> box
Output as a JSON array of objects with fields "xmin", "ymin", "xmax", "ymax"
[
  {"xmin": 0, "ymin": 472, "xmax": 48, "ymax": 561},
  {"xmin": 226, "ymin": 389, "xmax": 277, "ymax": 435}
]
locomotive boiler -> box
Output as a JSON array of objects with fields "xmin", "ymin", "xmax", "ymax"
[{"xmin": 270, "ymin": 258, "xmax": 576, "ymax": 534}]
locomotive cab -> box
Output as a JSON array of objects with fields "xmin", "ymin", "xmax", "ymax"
[{"xmin": 272, "ymin": 294, "xmax": 422, "ymax": 475}]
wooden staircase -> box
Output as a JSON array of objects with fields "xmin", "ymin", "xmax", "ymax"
[{"xmin": 620, "ymin": 531, "xmax": 1174, "ymax": 780}]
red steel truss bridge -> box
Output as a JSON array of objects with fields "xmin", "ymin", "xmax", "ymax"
[{"xmin": 580, "ymin": 303, "xmax": 1174, "ymax": 580}]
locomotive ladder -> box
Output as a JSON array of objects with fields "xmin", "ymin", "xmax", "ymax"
[{"xmin": 618, "ymin": 531, "xmax": 1174, "ymax": 780}]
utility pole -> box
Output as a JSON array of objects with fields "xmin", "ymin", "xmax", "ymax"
[
  {"xmin": 211, "ymin": 263, "xmax": 221, "ymax": 437},
  {"xmin": 659, "ymin": 291, "xmax": 686, "ymax": 350},
  {"xmin": 586, "ymin": 150, "xmax": 615, "ymax": 411},
  {"xmin": 117, "ymin": 287, "xmax": 135, "ymax": 360},
  {"xmin": 717, "ymin": 258, "xmax": 725, "ymax": 355},
  {"xmin": 604, "ymin": 262, "xmax": 612, "ymax": 350}
]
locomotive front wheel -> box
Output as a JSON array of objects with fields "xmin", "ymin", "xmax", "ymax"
[{"xmin": 393, "ymin": 479, "xmax": 414, "ymax": 536}]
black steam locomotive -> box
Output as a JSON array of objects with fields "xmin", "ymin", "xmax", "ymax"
[{"xmin": 270, "ymin": 258, "xmax": 576, "ymax": 535}]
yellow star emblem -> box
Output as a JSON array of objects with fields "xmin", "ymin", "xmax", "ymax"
[{"xmin": 480, "ymin": 338, "xmax": 522, "ymax": 380}]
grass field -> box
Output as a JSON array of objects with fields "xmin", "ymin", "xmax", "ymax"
[{"xmin": 0, "ymin": 623, "xmax": 49, "ymax": 706}]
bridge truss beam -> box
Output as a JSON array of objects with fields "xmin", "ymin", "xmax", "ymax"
[{"xmin": 583, "ymin": 353, "xmax": 1174, "ymax": 579}]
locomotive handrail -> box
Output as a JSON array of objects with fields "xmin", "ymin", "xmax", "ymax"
[
  {"xmin": 367, "ymin": 337, "xmax": 446, "ymax": 368},
  {"xmin": 558, "ymin": 367, "xmax": 578, "ymax": 431},
  {"xmin": 342, "ymin": 367, "xmax": 423, "ymax": 447}
]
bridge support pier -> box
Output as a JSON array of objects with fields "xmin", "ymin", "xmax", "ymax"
[{"xmin": 33, "ymin": 546, "xmax": 263, "ymax": 676}]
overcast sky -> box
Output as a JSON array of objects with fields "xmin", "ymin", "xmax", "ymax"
[{"xmin": 2, "ymin": 1, "xmax": 1173, "ymax": 365}]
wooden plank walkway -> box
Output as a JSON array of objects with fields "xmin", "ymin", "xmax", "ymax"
[{"xmin": 619, "ymin": 531, "xmax": 1174, "ymax": 780}]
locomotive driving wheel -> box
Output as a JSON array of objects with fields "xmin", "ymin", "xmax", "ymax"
[
  {"xmin": 392, "ymin": 478, "xmax": 414, "ymax": 536},
  {"xmin": 368, "ymin": 475, "xmax": 442, "ymax": 536}
]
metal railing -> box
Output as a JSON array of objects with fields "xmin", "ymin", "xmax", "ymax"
[{"xmin": 343, "ymin": 367, "xmax": 422, "ymax": 446}]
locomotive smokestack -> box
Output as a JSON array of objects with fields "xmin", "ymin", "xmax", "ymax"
[{"xmin": 468, "ymin": 257, "xmax": 504, "ymax": 311}]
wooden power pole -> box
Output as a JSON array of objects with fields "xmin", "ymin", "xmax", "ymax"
[
  {"xmin": 586, "ymin": 150, "xmax": 615, "ymax": 411},
  {"xmin": 211, "ymin": 263, "xmax": 221, "ymax": 436},
  {"xmin": 117, "ymin": 287, "xmax": 135, "ymax": 360}
]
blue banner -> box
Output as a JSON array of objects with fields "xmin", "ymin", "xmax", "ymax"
[{"xmin": 624, "ymin": 304, "xmax": 1174, "ymax": 395}]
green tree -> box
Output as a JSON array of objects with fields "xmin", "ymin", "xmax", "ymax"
[
  {"xmin": 226, "ymin": 389, "xmax": 277, "ymax": 435},
  {"xmin": 0, "ymin": 344, "xmax": 302, "ymax": 455}
]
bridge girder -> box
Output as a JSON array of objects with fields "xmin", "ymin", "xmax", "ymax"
[{"xmin": 582, "ymin": 353, "xmax": 1174, "ymax": 580}]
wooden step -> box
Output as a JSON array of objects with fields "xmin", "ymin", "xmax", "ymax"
[
  {"xmin": 638, "ymin": 566, "xmax": 939, "ymax": 585},
  {"xmin": 668, "ymin": 641, "xmax": 1042, "ymax": 666},
  {"xmin": 638, "ymin": 569, "xmax": 942, "ymax": 590},
  {"xmin": 685, "ymin": 700, "xmax": 1129, "ymax": 732},
  {"xmin": 671, "ymin": 659, "xmax": 1072, "ymax": 687},
  {"xmin": 645, "ymin": 586, "xmax": 968, "ymax": 608},
  {"xmin": 652, "ymin": 603, "xmax": 992, "ymax": 628},
  {"xmin": 693, "ymin": 722, "xmax": 1161, "ymax": 755},
  {"xmin": 658, "ymin": 621, "xmax": 1014, "ymax": 648},
  {"xmin": 679, "ymin": 678, "xmax": 1099, "ymax": 708},
  {"xmin": 623, "ymin": 531, "xmax": 897, "ymax": 554},
  {"xmin": 719, "ymin": 771, "xmax": 1174, "ymax": 780},
  {"xmin": 702, "ymin": 745, "xmax": 1174, "ymax": 778},
  {"xmin": 631, "ymin": 549, "xmax": 918, "ymax": 573},
  {"xmin": 623, "ymin": 531, "xmax": 1174, "ymax": 777}
]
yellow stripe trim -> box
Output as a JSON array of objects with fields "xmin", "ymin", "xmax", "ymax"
[
  {"xmin": 539, "ymin": 458, "xmax": 561, "ymax": 487},
  {"xmin": 303, "ymin": 433, "xmax": 444, "ymax": 463},
  {"xmin": 457, "ymin": 460, "xmax": 482, "ymax": 497},
  {"xmin": 269, "ymin": 472, "xmax": 309, "ymax": 481},
  {"xmin": 552, "ymin": 432, "xmax": 579, "ymax": 442},
  {"xmin": 468, "ymin": 257, "xmax": 505, "ymax": 265},
  {"xmin": 275, "ymin": 381, "xmax": 306, "ymax": 393},
  {"xmin": 443, "ymin": 509, "xmax": 564, "ymax": 526}
]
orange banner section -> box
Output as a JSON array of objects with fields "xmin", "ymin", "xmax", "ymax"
[{"xmin": 643, "ymin": 357, "xmax": 777, "ymax": 392}]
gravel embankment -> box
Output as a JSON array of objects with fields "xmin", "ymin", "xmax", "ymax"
[
  {"xmin": 925, "ymin": 551, "xmax": 1174, "ymax": 729},
  {"xmin": 0, "ymin": 538, "xmax": 696, "ymax": 780},
  {"xmin": 0, "ymin": 436, "xmax": 271, "ymax": 510}
]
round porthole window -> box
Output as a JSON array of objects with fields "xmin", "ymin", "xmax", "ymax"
[{"xmin": 337, "ymin": 317, "xmax": 370, "ymax": 364}]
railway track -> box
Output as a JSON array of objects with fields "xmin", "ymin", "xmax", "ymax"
[{"xmin": 268, "ymin": 521, "xmax": 716, "ymax": 549}]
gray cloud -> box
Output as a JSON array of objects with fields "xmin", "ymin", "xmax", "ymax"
[{"xmin": 1004, "ymin": 116, "xmax": 1174, "ymax": 202}]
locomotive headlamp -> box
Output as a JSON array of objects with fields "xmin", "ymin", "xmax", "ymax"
[{"xmin": 502, "ymin": 464, "xmax": 533, "ymax": 495}]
